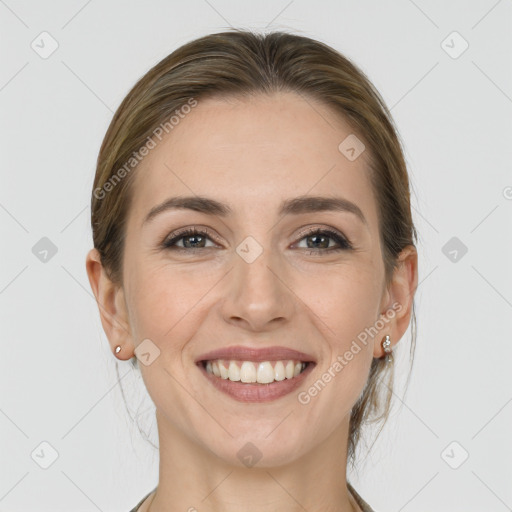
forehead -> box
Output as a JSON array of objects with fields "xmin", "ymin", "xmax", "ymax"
[{"xmin": 128, "ymin": 92, "xmax": 378, "ymax": 228}]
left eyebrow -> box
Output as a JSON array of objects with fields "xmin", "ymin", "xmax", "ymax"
[
  {"xmin": 279, "ymin": 195, "xmax": 368, "ymax": 226},
  {"xmin": 142, "ymin": 194, "xmax": 368, "ymax": 227}
]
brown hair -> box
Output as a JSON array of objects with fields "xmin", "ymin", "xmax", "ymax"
[{"xmin": 90, "ymin": 28, "xmax": 417, "ymax": 469}]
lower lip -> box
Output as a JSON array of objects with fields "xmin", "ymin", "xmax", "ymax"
[{"xmin": 197, "ymin": 362, "xmax": 315, "ymax": 403}]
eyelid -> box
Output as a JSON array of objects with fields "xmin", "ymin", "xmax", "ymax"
[
  {"xmin": 162, "ymin": 226, "xmax": 222, "ymax": 248},
  {"xmin": 162, "ymin": 224, "xmax": 353, "ymax": 251},
  {"xmin": 292, "ymin": 225, "xmax": 353, "ymax": 248}
]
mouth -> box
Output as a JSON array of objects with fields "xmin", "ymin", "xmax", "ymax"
[
  {"xmin": 201, "ymin": 359, "xmax": 311, "ymax": 383},
  {"xmin": 195, "ymin": 346, "xmax": 316, "ymax": 403}
]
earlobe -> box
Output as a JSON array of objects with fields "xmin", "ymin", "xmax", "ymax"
[
  {"xmin": 85, "ymin": 249, "xmax": 133, "ymax": 357},
  {"xmin": 374, "ymin": 245, "xmax": 418, "ymax": 358}
]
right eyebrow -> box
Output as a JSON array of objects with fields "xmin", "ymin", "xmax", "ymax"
[{"xmin": 143, "ymin": 196, "xmax": 232, "ymax": 226}]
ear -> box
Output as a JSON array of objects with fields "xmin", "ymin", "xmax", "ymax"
[
  {"xmin": 85, "ymin": 248, "xmax": 134, "ymax": 360},
  {"xmin": 374, "ymin": 245, "xmax": 418, "ymax": 358}
]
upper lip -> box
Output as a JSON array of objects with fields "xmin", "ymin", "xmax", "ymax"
[{"xmin": 196, "ymin": 345, "xmax": 316, "ymax": 363}]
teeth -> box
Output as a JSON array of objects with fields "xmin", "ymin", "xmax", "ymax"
[
  {"xmin": 240, "ymin": 361, "xmax": 257, "ymax": 383},
  {"xmin": 219, "ymin": 362, "xmax": 229, "ymax": 379},
  {"xmin": 228, "ymin": 361, "xmax": 240, "ymax": 381},
  {"xmin": 274, "ymin": 361, "xmax": 286, "ymax": 381},
  {"xmin": 204, "ymin": 359, "xmax": 308, "ymax": 384},
  {"xmin": 257, "ymin": 361, "xmax": 275, "ymax": 384},
  {"xmin": 285, "ymin": 360, "xmax": 294, "ymax": 379}
]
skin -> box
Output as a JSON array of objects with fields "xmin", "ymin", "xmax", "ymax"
[{"xmin": 86, "ymin": 92, "xmax": 417, "ymax": 512}]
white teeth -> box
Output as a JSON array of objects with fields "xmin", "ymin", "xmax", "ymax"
[
  {"xmin": 240, "ymin": 361, "xmax": 257, "ymax": 383},
  {"xmin": 285, "ymin": 360, "xmax": 294, "ymax": 379},
  {"xmin": 219, "ymin": 362, "xmax": 229, "ymax": 379},
  {"xmin": 204, "ymin": 359, "xmax": 309, "ymax": 384},
  {"xmin": 274, "ymin": 361, "xmax": 286, "ymax": 381},
  {"xmin": 257, "ymin": 361, "xmax": 275, "ymax": 384},
  {"xmin": 228, "ymin": 361, "xmax": 241, "ymax": 381}
]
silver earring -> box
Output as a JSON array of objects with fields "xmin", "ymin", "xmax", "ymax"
[
  {"xmin": 115, "ymin": 345, "xmax": 121, "ymax": 354},
  {"xmin": 382, "ymin": 335, "xmax": 392, "ymax": 363}
]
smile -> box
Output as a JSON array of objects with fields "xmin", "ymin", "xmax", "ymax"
[
  {"xmin": 195, "ymin": 345, "xmax": 316, "ymax": 402},
  {"xmin": 197, "ymin": 359, "xmax": 315, "ymax": 403},
  {"xmin": 203, "ymin": 359, "xmax": 309, "ymax": 384}
]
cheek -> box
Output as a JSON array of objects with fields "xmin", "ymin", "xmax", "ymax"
[
  {"xmin": 296, "ymin": 272, "xmax": 377, "ymax": 425},
  {"xmin": 125, "ymin": 262, "xmax": 219, "ymax": 357},
  {"xmin": 297, "ymin": 264, "xmax": 382, "ymax": 345}
]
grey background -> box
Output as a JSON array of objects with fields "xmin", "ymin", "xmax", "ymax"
[{"xmin": 1, "ymin": 0, "xmax": 511, "ymax": 510}]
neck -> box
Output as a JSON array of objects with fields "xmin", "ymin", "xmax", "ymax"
[{"xmin": 146, "ymin": 409, "xmax": 359, "ymax": 512}]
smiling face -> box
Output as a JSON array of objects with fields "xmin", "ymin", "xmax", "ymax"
[{"xmin": 110, "ymin": 91, "xmax": 396, "ymax": 467}]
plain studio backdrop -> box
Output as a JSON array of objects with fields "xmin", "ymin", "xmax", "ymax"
[{"xmin": 1, "ymin": 1, "xmax": 511, "ymax": 511}]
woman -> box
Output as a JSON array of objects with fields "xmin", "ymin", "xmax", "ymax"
[{"xmin": 86, "ymin": 29, "xmax": 418, "ymax": 512}]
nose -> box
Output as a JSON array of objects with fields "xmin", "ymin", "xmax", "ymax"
[{"xmin": 220, "ymin": 245, "xmax": 296, "ymax": 332}]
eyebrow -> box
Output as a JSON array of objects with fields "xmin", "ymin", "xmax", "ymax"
[{"xmin": 143, "ymin": 194, "xmax": 367, "ymax": 226}]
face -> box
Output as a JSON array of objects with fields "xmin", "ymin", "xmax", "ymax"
[{"xmin": 105, "ymin": 92, "xmax": 403, "ymax": 467}]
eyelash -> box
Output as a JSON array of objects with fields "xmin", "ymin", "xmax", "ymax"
[{"xmin": 161, "ymin": 226, "xmax": 353, "ymax": 255}]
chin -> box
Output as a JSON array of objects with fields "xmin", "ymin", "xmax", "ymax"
[{"xmin": 205, "ymin": 430, "xmax": 310, "ymax": 469}]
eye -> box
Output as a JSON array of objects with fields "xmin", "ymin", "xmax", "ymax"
[
  {"xmin": 294, "ymin": 227, "xmax": 353, "ymax": 254},
  {"xmin": 162, "ymin": 227, "xmax": 218, "ymax": 251},
  {"xmin": 161, "ymin": 226, "xmax": 353, "ymax": 254}
]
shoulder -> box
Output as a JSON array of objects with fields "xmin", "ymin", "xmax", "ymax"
[
  {"xmin": 129, "ymin": 488, "xmax": 157, "ymax": 512},
  {"xmin": 347, "ymin": 481, "xmax": 377, "ymax": 512},
  {"xmin": 129, "ymin": 485, "xmax": 375, "ymax": 512}
]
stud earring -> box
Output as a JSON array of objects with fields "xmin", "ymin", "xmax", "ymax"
[
  {"xmin": 382, "ymin": 334, "xmax": 392, "ymax": 363},
  {"xmin": 115, "ymin": 345, "xmax": 121, "ymax": 354}
]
